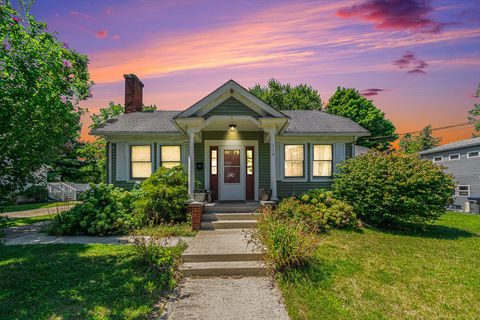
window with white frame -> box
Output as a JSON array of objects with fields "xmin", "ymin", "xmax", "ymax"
[
  {"xmin": 456, "ymin": 185, "xmax": 470, "ymax": 197},
  {"xmin": 284, "ymin": 145, "xmax": 304, "ymax": 177},
  {"xmin": 161, "ymin": 145, "xmax": 181, "ymax": 168},
  {"xmin": 433, "ymin": 156, "xmax": 443, "ymax": 163},
  {"xmin": 467, "ymin": 151, "xmax": 480, "ymax": 158},
  {"xmin": 449, "ymin": 154, "xmax": 460, "ymax": 160},
  {"xmin": 131, "ymin": 145, "xmax": 152, "ymax": 178},
  {"xmin": 313, "ymin": 145, "xmax": 333, "ymax": 177}
]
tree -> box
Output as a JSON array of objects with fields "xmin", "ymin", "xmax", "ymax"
[
  {"xmin": 0, "ymin": 1, "xmax": 92, "ymax": 198},
  {"xmin": 249, "ymin": 78, "xmax": 322, "ymax": 110},
  {"xmin": 325, "ymin": 87, "xmax": 397, "ymax": 150},
  {"xmin": 468, "ymin": 82, "xmax": 480, "ymax": 136},
  {"xmin": 398, "ymin": 125, "xmax": 441, "ymax": 153},
  {"xmin": 333, "ymin": 152, "xmax": 455, "ymax": 227},
  {"xmin": 90, "ymin": 101, "xmax": 124, "ymax": 130}
]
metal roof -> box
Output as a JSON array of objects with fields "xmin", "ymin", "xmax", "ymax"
[{"xmin": 420, "ymin": 137, "xmax": 480, "ymax": 155}]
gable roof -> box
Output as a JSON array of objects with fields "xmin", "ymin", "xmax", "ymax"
[
  {"xmin": 91, "ymin": 110, "xmax": 182, "ymax": 135},
  {"xmin": 175, "ymin": 80, "xmax": 287, "ymax": 119},
  {"xmin": 282, "ymin": 110, "xmax": 369, "ymax": 135},
  {"xmin": 419, "ymin": 137, "xmax": 480, "ymax": 155}
]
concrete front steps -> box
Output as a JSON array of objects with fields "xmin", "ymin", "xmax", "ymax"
[{"xmin": 181, "ymin": 203, "xmax": 265, "ymax": 277}]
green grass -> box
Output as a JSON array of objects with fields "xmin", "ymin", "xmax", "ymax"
[
  {"xmin": 1, "ymin": 201, "xmax": 77, "ymax": 213},
  {"xmin": 132, "ymin": 222, "xmax": 197, "ymax": 237},
  {"xmin": 6, "ymin": 214, "xmax": 56, "ymax": 227},
  {"xmin": 277, "ymin": 212, "xmax": 480, "ymax": 320},
  {"xmin": 0, "ymin": 244, "xmax": 179, "ymax": 320}
]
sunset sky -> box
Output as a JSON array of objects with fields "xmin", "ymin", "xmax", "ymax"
[{"xmin": 29, "ymin": 0, "xmax": 480, "ymax": 143}]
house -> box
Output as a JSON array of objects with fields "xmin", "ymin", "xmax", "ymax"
[
  {"xmin": 420, "ymin": 137, "xmax": 480, "ymax": 213},
  {"xmin": 92, "ymin": 74, "xmax": 369, "ymax": 202}
]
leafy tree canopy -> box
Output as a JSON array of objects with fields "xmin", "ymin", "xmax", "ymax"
[
  {"xmin": 249, "ymin": 78, "xmax": 323, "ymax": 110},
  {"xmin": 325, "ymin": 87, "xmax": 397, "ymax": 150},
  {"xmin": 0, "ymin": 1, "xmax": 92, "ymax": 197},
  {"xmin": 468, "ymin": 82, "xmax": 480, "ymax": 136},
  {"xmin": 398, "ymin": 125, "xmax": 441, "ymax": 153}
]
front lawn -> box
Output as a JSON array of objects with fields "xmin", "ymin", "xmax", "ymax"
[
  {"xmin": 132, "ymin": 222, "xmax": 197, "ymax": 237},
  {"xmin": 1, "ymin": 201, "xmax": 77, "ymax": 213},
  {"xmin": 6, "ymin": 214, "xmax": 55, "ymax": 227},
  {"xmin": 278, "ymin": 212, "xmax": 480, "ymax": 319},
  {"xmin": 0, "ymin": 244, "xmax": 180, "ymax": 319}
]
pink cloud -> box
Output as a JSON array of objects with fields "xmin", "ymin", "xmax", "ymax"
[
  {"xmin": 393, "ymin": 52, "xmax": 428, "ymax": 74},
  {"xmin": 361, "ymin": 88, "xmax": 386, "ymax": 97},
  {"xmin": 96, "ymin": 30, "xmax": 108, "ymax": 39},
  {"xmin": 112, "ymin": 34, "xmax": 121, "ymax": 40},
  {"xmin": 337, "ymin": 0, "xmax": 446, "ymax": 34},
  {"xmin": 70, "ymin": 10, "xmax": 91, "ymax": 19},
  {"xmin": 105, "ymin": 7, "xmax": 113, "ymax": 15}
]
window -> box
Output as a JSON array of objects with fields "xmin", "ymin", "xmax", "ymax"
[
  {"xmin": 313, "ymin": 145, "xmax": 333, "ymax": 177},
  {"xmin": 433, "ymin": 156, "xmax": 443, "ymax": 163},
  {"xmin": 246, "ymin": 149, "xmax": 253, "ymax": 175},
  {"xmin": 161, "ymin": 145, "xmax": 181, "ymax": 168},
  {"xmin": 131, "ymin": 145, "xmax": 152, "ymax": 178},
  {"xmin": 284, "ymin": 145, "xmax": 304, "ymax": 177},
  {"xmin": 449, "ymin": 154, "xmax": 460, "ymax": 161},
  {"xmin": 211, "ymin": 148, "xmax": 218, "ymax": 175},
  {"xmin": 456, "ymin": 185, "xmax": 470, "ymax": 197},
  {"xmin": 467, "ymin": 151, "xmax": 480, "ymax": 158},
  {"xmin": 224, "ymin": 149, "xmax": 241, "ymax": 183}
]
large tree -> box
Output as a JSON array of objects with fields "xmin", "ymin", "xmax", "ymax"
[
  {"xmin": 398, "ymin": 125, "xmax": 441, "ymax": 154},
  {"xmin": 468, "ymin": 82, "xmax": 480, "ymax": 136},
  {"xmin": 249, "ymin": 78, "xmax": 323, "ymax": 110},
  {"xmin": 325, "ymin": 87, "xmax": 397, "ymax": 150},
  {"xmin": 0, "ymin": 1, "xmax": 92, "ymax": 197}
]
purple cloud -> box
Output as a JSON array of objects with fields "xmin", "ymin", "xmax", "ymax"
[
  {"xmin": 337, "ymin": 0, "xmax": 446, "ymax": 34},
  {"xmin": 393, "ymin": 52, "xmax": 428, "ymax": 74},
  {"xmin": 360, "ymin": 88, "xmax": 387, "ymax": 97}
]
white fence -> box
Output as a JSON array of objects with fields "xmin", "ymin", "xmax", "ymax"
[{"xmin": 47, "ymin": 182, "xmax": 90, "ymax": 201}]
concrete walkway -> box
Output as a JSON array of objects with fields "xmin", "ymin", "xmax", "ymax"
[
  {"xmin": 160, "ymin": 277, "xmax": 290, "ymax": 320},
  {"xmin": 3, "ymin": 221, "xmax": 190, "ymax": 246}
]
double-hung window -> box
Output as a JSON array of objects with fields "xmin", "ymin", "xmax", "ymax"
[
  {"xmin": 433, "ymin": 156, "xmax": 443, "ymax": 163},
  {"xmin": 161, "ymin": 145, "xmax": 181, "ymax": 168},
  {"xmin": 131, "ymin": 145, "xmax": 152, "ymax": 178},
  {"xmin": 313, "ymin": 145, "xmax": 333, "ymax": 177},
  {"xmin": 284, "ymin": 145, "xmax": 304, "ymax": 177},
  {"xmin": 456, "ymin": 185, "xmax": 470, "ymax": 197}
]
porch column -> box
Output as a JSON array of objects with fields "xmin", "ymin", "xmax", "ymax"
[
  {"xmin": 269, "ymin": 128, "xmax": 278, "ymax": 201},
  {"xmin": 188, "ymin": 131, "xmax": 195, "ymax": 200}
]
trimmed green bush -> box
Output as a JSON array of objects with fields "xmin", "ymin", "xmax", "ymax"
[
  {"xmin": 50, "ymin": 183, "xmax": 138, "ymax": 236},
  {"xmin": 133, "ymin": 166, "xmax": 189, "ymax": 224},
  {"xmin": 252, "ymin": 205, "xmax": 319, "ymax": 272},
  {"xmin": 333, "ymin": 152, "xmax": 455, "ymax": 226}
]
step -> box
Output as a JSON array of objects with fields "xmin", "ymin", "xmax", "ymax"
[
  {"xmin": 203, "ymin": 204, "xmax": 260, "ymax": 214},
  {"xmin": 180, "ymin": 260, "xmax": 266, "ymax": 277},
  {"xmin": 201, "ymin": 213, "xmax": 258, "ymax": 221},
  {"xmin": 182, "ymin": 252, "xmax": 263, "ymax": 263},
  {"xmin": 200, "ymin": 220, "xmax": 258, "ymax": 230}
]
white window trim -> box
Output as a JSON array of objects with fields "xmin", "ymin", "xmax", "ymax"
[
  {"xmin": 310, "ymin": 144, "xmax": 334, "ymax": 181},
  {"xmin": 281, "ymin": 143, "xmax": 308, "ymax": 182},
  {"xmin": 159, "ymin": 144, "xmax": 182, "ymax": 168},
  {"xmin": 467, "ymin": 150, "xmax": 480, "ymax": 159},
  {"xmin": 128, "ymin": 144, "xmax": 154, "ymax": 181},
  {"xmin": 432, "ymin": 156, "xmax": 443, "ymax": 163},
  {"xmin": 456, "ymin": 185, "xmax": 470, "ymax": 197},
  {"xmin": 448, "ymin": 154, "xmax": 460, "ymax": 161}
]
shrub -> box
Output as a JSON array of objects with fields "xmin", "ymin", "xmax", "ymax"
[
  {"xmin": 333, "ymin": 152, "xmax": 455, "ymax": 226},
  {"xmin": 21, "ymin": 185, "xmax": 48, "ymax": 202},
  {"xmin": 251, "ymin": 206, "xmax": 319, "ymax": 272},
  {"xmin": 0, "ymin": 215, "xmax": 12, "ymax": 243},
  {"xmin": 50, "ymin": 183, "xmax": 138, "ymax": 236},
  {"xmin": 133, "ymin": 166, "xmax": 189, "ymax": 224}
]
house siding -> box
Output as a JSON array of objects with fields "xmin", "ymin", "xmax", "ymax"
[
  {"xmin": 204, "ymin": 97, "xmax": 260, "ymax": 118},
  {"xmin": 195, "ymin": 143, "xmax": 205, "ymax": 189},
  {"xmin": 423, "ymin": 145, "xmax": 480, "ymax": 212},
  {"xmin": 111, "ymin": 143, "xmax": 136, "ymax": 190}
]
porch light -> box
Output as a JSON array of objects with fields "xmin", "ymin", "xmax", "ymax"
[{"xmin": 229, "ymin": 124, "xmax": 237, "ymax": 132}]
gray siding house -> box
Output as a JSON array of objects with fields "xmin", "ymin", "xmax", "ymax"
[
  {"xmin": 420, "ymin": 137, "xmax": 480, "ymax": 213},
  {"xmin": 92, "ymin": 75, "xmax": 369, "ymax": 201}
]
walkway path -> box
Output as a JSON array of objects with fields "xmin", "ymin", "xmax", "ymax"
[
  {"xmin": 3, "ymin": 221, "xmax": 190, "ymax": 246},
  {"xmin": 160, "ymin": 277, "xmax": 289, "ymax": 320}
]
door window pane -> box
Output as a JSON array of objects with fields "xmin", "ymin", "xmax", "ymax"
[
  {"xmin": 224, "ymin": 150, "xmax": 240, "ymax": 183},
  {"xmin": 284, "ymin": 145, "xmax": 304, "ymax": 177},
  {"xmin": 246, "ymin": 149, "xmax": 253, "ymax": 175},
  {"xmin": 161, "ymin": 145, "xmax": 181, "ymax": 168},
  {"xmin": 131, "ymin": 145, "xmax": 152, "ymax": 178},
  {"xmin": 211, "ymin": 149, "xmax": 218, "ymax": 175},
  {"xmin": 313, "ymin": 145, "xmax": 333, "ymax": 177}
]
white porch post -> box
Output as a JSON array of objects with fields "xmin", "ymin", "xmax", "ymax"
[
  {"xmin": 188, "ymin": 131, "xmax": 195, "ymax": 200},
  {"xmin": 269, "ymin": 128, "xmax": 278, "ymax": 200}
]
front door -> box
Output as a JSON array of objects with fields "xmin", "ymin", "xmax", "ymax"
[{"xmin": 219, "ymin": 146, "xmax": 245, "ymax": 201}]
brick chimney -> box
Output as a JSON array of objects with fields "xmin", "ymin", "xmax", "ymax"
[{"xmin": 124, "ymin": 74, "xmax": 144, "ymax": 113}]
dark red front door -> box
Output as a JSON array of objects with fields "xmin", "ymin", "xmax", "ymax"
[{"xmin": 246, "ymin": 146, "xmax": 254, "ymax": 200}]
